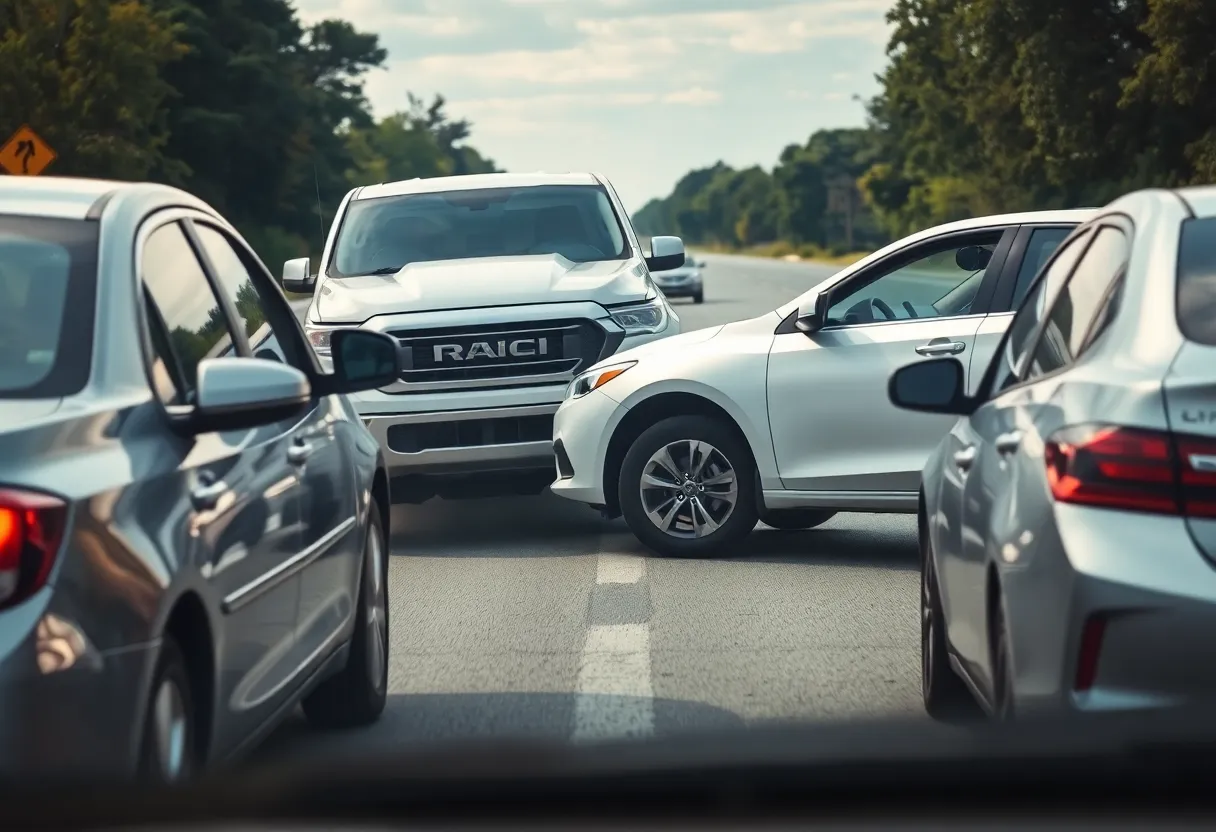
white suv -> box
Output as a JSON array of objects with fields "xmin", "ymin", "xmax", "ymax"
[
  {"xmin": 286, "ymin": 172, "xmax": 683, "ymax": 503},
  {"xmin": 550, "ymin": 209, "xmax": 1094, "ymax": 556}
]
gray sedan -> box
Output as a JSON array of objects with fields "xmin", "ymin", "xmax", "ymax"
[
  {"xmin": 0, "ymin": 177, "xmax": 403, "ymax": 780},
  {"xmin": 651, "ymin": 253, "xmax": 705, "ymax": 303},
  {"xmin": 890, "ymin": 185, "xmax": 1216, "ymax": 721}
]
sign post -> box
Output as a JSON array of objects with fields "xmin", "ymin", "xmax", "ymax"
[{"xmin": 0, "ymin": 125, "xmax": 57, "ymax": 176}]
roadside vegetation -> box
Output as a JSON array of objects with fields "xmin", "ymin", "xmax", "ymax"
[{"xmin": 633, "ymin": 0, "xmax": 1215, "ymax": 264}]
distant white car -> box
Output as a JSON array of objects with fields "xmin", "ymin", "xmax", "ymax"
[
  {"xmin": 651, "ymin": 253, "xmax": 704, "ymax": 303},
  {"xmin": 551, "ymin": 209, "xmax": 1094, "ymax": 557},
  {"xmin": 286, "ymin": 172, "xmax": 684, "ymax": 504}
]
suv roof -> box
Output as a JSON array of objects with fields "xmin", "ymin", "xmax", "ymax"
[{"xmin": 355, "ymin": 172, "xmax": 603, "ymax": 201}]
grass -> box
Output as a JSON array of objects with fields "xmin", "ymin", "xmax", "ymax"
[{"xmin": 694, "ymin": 241, "xmax": 872, "ymax": 267}]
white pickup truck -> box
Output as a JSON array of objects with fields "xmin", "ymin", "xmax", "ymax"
[{"xmin": 284, "ymin": 172, "xmax": 683, "ymax": 503}]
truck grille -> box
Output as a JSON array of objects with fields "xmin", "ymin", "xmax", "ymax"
[{"xmin": 385, "ymin": 319, "xmax": 610, "ymax": 390}]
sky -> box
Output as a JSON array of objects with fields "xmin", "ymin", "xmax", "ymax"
[{"xmin": 292, "ymin": 0, "xmax": 894, "ymax": 215}]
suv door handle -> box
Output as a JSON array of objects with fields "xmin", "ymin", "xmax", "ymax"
[
  {"xmin": 287, "ymin": 440, "xmax": 314, "ymax": 466},
  {"xmin": 916, "ymin": 340, "xmax": 967, "ymax": 356},
  {"xmin": 191, "ymin": 479, "xmax": 228, "ymax": 511},
  {"xmin": 953, "ymin": 446, "xmax": 976, "ymax": 471},
  {"xmin": 995, "ymin": 431, "xmax": 1023, "ymax": 455}
]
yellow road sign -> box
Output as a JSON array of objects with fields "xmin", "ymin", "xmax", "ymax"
[{"xmin": 0, "ymin": 125, "xmax": 57, "ymax": 176}]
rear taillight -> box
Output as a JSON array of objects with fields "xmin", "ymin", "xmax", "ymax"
[
  {"xmin": 1044, "ymin": 424, "xmax": 1216, "ymax": 517},
  {"xmin": 0, "ymin": 488, "xmax": 68, "ymax": 609}
]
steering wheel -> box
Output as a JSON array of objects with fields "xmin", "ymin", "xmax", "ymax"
[
  {"xmin": 902, "ymin": 301, "xmax": 919, "ymax": 318},
  {"xmin": 870, "ymin": 297, "xmax": 898, "ymax": 320}
]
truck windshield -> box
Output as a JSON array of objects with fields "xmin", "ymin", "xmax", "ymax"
[
  {"xmin": 329, "ymin": 184, "xmax": 631, "ymax": 277},
  {"xmin": 0, "ymin": 215, "xmax": 98, "ymax": 398}
]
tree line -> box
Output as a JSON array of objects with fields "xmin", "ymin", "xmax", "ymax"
[
  {"xmin": 0, "ymin": 0, "xmax": 498, "ymax": 268},
  {"xmin": 634, "ymin": 0, "xmax": 1214, "ymax": 256}
]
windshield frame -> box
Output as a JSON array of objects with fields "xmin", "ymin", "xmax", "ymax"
[
  {"xmin": 0, "ymin": 213, "xmax": 99, "ymax": 400},
  {"xmin": 325, "ymin": 183, "xmax": 634, "ymax": 278}
]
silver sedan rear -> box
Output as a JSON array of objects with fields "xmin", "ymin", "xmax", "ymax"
[{"xmin": 888, "ymin": 185, "xmax": 1216, "ymax": 720}]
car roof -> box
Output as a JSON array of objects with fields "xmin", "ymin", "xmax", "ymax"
[
  {"xmin": 0, "ymin": 176, "xmax": 206, "ymax": 221},
  {"xmin": 919, "ymin": 208, "xmax": 1097, "ymax": 236},
  {"xmin": 354, "ymin": 171, "xmax": 603, "ymax": 201},
  {"xmin": 1173, "ymin": 185, "xmax": 1216, "ymax": 220}
]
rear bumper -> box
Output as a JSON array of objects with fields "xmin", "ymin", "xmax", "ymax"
[
  {"xmin": 1005, "ymin": 504, "xmax": 1216, "ymax": 718},
  {"xmin": 0, "ymin": 588, "xmax": 153, "ymax": 779}
]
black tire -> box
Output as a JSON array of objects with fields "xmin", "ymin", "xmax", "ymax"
[
  {"xmin": 302, "ymin": 502, "xmax": 389, "ymax": 729},
  {"xmin": 138, "ymin": 635, "xmax": 197, "ymax": 783},
  {"xmin": 760, "ymin": 509, "xmax": 836, "ymax": 531},
  {"xmin": 693, "ymin": 291, "xmax": 704, "ymax": 304},
  {"xmin": 921, "ymin": 524, "xmax": 976, "ymax": 721},
  {"xmin": 618, "ymin": 415, "xmax": 758, "ymax": 557},
  {"xmin": 990, "ymin": 595, "xmax": 1015, "ymax": 722}
]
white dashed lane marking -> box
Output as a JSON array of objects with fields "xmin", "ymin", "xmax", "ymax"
[{"xmin": 573, "ymin": 550, "xmax": 654, "ymax": 741}]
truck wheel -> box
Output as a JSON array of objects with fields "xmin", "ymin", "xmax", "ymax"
[
  {"xmin": 760, "ymin": 509, "xmax": 836, "ymax": 530},
  {"xmin": 302, "ymin": 502, "xmax": 389, "ymax": 729},
  {"xmin": 618, "ymin": 415, "xmax": 758, "ymax": 557}
]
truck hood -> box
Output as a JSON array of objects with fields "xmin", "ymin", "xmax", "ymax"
[{"xmin": 314, "ymin": 254, "xmax": 651, "ymax": 322}]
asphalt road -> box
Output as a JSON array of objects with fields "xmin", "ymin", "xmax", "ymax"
[{"xmin": 256, "ymin": 252, "xmax": 922, "ymax": 766}]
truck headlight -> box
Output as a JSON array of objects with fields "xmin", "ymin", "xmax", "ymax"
[
  {"xmin": 304, "ymin": 323, "xmax": 354, "ymax": 357},
  {"xmin": 565, "ymin": 361, "xmax": 637, "ymax": 400},
  {"xmin": 608, "ymin": 298, "xmax": 667, "ymax": 335}
]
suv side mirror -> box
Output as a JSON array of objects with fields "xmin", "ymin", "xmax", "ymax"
[
  {"xmin": 322, "ymin": 330, "xmax": 402, "ymax": 395},
  {"xmin": 646, "ymin": 236, "xmax": 686, "ymax": 273},
  {"xmin": 282, "ymin": 257, "xmax": 316, "ymax": 293},
  {"xmin": 193, "ymin": 357, "xmax": 311, "ymax": 432},
  {"xmin": 794, "ymin": 292, "xmax": 829, "ymax": 334},
  {"xmin": 888, "ymin": 358, "xmax": 975, "ymax": 415}
]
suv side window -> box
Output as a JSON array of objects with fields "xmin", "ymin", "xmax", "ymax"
[
  {"xmin": 1025, "ymin": 225, "xmax": 1129, "ymax": 380},
  {"xmin": 141, "ymin": 222, "xmax": 236, "ymax": 402},
  {"xmin": 192, "ymin": 224, "xmax": 295, "ymax": 364},
  {"xmin": 826, "ymin": 230, "xmax": 1004, "ymax": 325},
  {"xmin": 1012, "ymin": 227, "xmax": 1072, "ymax": 309},
  {"xmin": 988, "ymin": 227, "xmax": 1093, "ymax": 396}
]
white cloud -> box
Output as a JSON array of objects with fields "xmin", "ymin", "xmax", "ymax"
[{"xmin": 662, "ymin": 86, "xmax": 720, "ymax": 105}]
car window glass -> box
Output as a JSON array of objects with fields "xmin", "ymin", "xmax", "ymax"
[
  {"xmin": 141, "ymin": 222, "xmax": 236, "ymax": 395},
  {"xmin": 988, "ymin": 228, "xmax": 1093, "ymax": 396},
  {"xmin": 143, "ymin": 290, "xmax": 188, "ymax": 406},
  {"xmin": 1012, "ymin": 227, "xmax": 1072, "ymax": 308},
  {"xmin": 1025, "ymin": 226, "xmax": 1129, "ymax": 380},
  {"xmin": 193, "ymin": 225, "xmax": 286, "ymax": 362},
  {"xmin": 1176, "ymin": 215, "xmax": 1216, "ymax": 346},
  {"xmin": 826, "ymin": 231, "xmax": 1003, "ymax": 325}
]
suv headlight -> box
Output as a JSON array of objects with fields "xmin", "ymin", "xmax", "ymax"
[
  {"xmin": 565, "ymin": 361, "xmax": 636, "ymax": 400},
  {"xmin": 608, "ymin": 297, "xmax": 667, "ymax": 335},
  {"xmin": 304, "ymin": 323, "xmax": 354, "ymax": 357}
]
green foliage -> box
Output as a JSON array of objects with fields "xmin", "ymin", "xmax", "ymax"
[
  {"xmin": 0, "ymin": 0, "xmax": 497, "ymax": 267},
  {"xmin": 640, "ymin": 0, "xmax": 1216, "ymax": 253}
]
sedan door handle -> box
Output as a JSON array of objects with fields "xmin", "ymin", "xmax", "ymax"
[
  {"xmin": 916, "ymin": 340, "xmax": 967, "ymax": 356},
  {"xmin": 953, "ymin": 446, "xmax": 977, "ymax": 471},
  {"xmin": 995, "ymin": 431, "xmax": 1023, "ymax": 455},
  {"xmin": 190, "ymin": 480, "xmax": 228, "ymax": 512},
  {"xmin": 287, "ymin": 441, "xmax": 315, "ymax": 466}
]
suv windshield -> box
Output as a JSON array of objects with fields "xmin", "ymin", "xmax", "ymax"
[
  {"xmin": 329, "ymin": 184, "xmax": 631, "ymax": 277},
  {"xmin": 0, "ymin": 215, "xmax": 98, "ymax": 398}
]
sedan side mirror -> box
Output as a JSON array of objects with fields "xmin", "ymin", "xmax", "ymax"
[
  {"xmin": 282, "ymin": 257, "xmax": 316, "ymax": 293},
  {"xmin": 193, "ymin": 357, "xmax": 311, "ymax": 433},
  {"xmin": 888, "ymin": 358, "xmax": 975, "ymax": 415},
  {"xmin": 794, "ymin": 292, "xmax": 828, "ymax": 334},
  {"xmin": 646, "ymin": 236, "xmax": 686, "ymax": 273},
  {"xmin": 322, "ymin": 330, "xmax": 402, "ymax": 395}
]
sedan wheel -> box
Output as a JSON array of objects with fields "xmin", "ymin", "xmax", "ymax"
[
  {"xmin": 921, "ymin": 523, "xmax": 976, "ymax": 720},
  {"xmin": 138, "ymin": 636, "xmax": 195, "ymax": 783},
  {"xmin": 618, "ymin": 415, "xmax": 758, "ymax": 557}
]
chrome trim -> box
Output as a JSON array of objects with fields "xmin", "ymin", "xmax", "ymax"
[
  {"xmin": 1190, "ymin": 455, "xmax": 1216, "ymax": 473},
  {"xmin": 363, "ymin": 403, "xmax": 558, "ymax": 427},
  {"xmin": 222, "ymin": 516, "xmax": 358, "ymax": 614},
  {"xmin": 818, "ymin": 312, "xmax": 989, "ymax": 333},
  {"xmin": 763, "ymin": 489, "xmax": 919, "ymax": 512}
]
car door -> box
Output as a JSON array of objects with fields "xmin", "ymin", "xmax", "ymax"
[
  {"xmin": 139, "ymin": 217, "xmax": 305, "ymax": 756},
  {"xmin": 933, "ymin": 226, "xmax": 1093, "ymax": 628},
  {"xmin": 191, "ymin": 222, "xmax": 362, "ymax": 673},
  {"xmin": 767, "ymin": 226, "xmax": 1016, "ymax": 495},
  {"xmin": 950, "ymin": 222, "xmax": 1130, "ymax": 688}
]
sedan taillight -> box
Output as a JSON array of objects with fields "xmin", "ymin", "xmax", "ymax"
[
  {"xmin": 1044, "ymin": 424, "xmax": 1216, "ymax": 517},
  {"xmin": 0, "ymin": 488, "xmax": 68, "ymax": 609}
]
